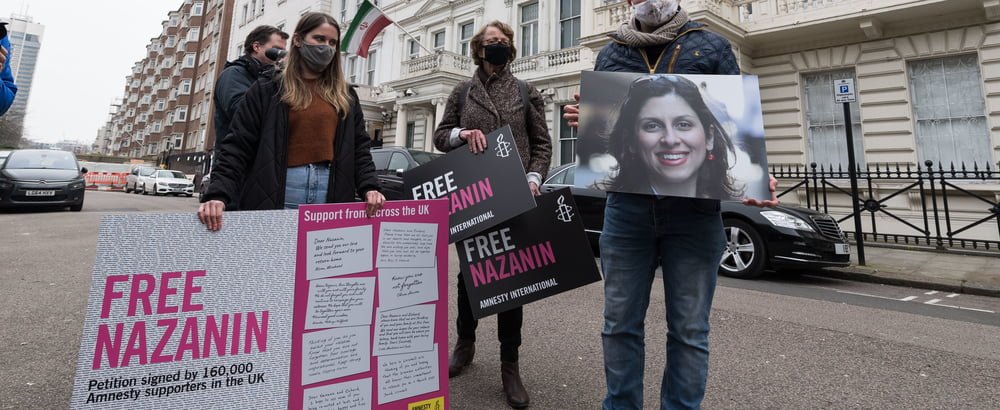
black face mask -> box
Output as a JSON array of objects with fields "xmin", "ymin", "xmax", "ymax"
[{"xmin": 483, "ymin": 43, "xmax": 511, "ymax": 66}]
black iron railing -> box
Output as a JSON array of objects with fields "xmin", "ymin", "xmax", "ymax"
[{"xmin": 770, "ymin": 161, "xmax": 1000, "ymax": 253}]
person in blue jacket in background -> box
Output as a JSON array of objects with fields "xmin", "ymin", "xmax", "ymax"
[{"xmin": 1, "ymin": 22, "xmax": 18, "ymax": 117}]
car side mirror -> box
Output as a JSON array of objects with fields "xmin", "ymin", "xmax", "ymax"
[
  {"xmin": 395, "ymin": 169, "xmax": 405, "ymax": 178},
  {"xmin": 80, "ymin": 167, "xmax": 88, "ymax": 174}
]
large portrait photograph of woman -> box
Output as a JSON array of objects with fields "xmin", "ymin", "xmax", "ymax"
[{"xmin": 575, "ymin": 72, "xmax": 770, "ymax": 201}]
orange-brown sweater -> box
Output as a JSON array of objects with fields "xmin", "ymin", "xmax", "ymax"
[{"xmin": 287, "ymin": 80, "xmax": 338, "ymax": 167}]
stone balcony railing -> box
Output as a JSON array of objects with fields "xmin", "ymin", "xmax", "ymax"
[
  {"xmin": 401, "ymin": 51, "xmax": 473, "ymax": 78},
  {"xmin": 590, "ymin": 0, "xmax": 964, "ymax": 37},
  {"xmin": 511, "ymin": 46, "xmax": 595, "ymax": 76}
]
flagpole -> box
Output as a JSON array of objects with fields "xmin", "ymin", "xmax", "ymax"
[{"xmin": 368, "ymin": 0, "xmax": 436, "ymax": 55}]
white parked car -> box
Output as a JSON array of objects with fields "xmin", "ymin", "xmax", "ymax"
[
  {"xmin": 125, "ymin": 165, "xmax": 156, "ymax": 194},
  {"xmin": 143, "ymin": 170, "xmax": 195, "ymax": 197}
]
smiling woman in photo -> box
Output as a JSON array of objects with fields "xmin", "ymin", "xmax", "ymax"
[{"xmin": 602, "ymin": 74, "xmax": 743, "ymax": 200}]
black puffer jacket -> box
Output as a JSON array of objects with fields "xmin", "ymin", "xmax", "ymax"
[
  {"xmin": 596, "ymin": 20, "xmax": 740, "ymax": 75},
  {"xmin": 212, "ymin": 55, "xmax": 275, "ymax": 147},
  {"xmin": 203, "ymin": 78, "xmax": 379, "ymax": 210}
]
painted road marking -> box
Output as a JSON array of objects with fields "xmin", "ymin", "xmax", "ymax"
[
  {"xmin": 814, "ymin": 287, "xmax": 995, "ymax": 314},
  {"xmin": 946, "ymin": 293, "xmax": 959, "ymax": 298},
  {"xmin": 924, "ymin": 291, "xmax": 938, "ymax": 295}
]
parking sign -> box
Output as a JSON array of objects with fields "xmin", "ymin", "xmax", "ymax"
[{"xmin": 834, "ymin": 78, "xmax": 856, "ymax": 103}]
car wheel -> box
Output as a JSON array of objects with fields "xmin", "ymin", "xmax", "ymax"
[
  {"xmin": 124, "ymin": 185, "xmax": 132, "ymax": 194},
  {"xmin": 143, "ymin": 183, "xmax": 151, "ymax": 195},
  {"xmin": 719, "ymin": 219, "xmax": 766, "ymax": 279},
  {"xmin": 70, "ymin": 203, "xmax": 83, "ymax": 212},
  {"xmin": 186, "ymin": 194, "xmax": 193, "ymax": 197}
]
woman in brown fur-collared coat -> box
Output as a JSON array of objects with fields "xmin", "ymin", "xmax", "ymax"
[{"xmin": 432, "ymin": 20, "xmax": 551, "ymax": 410}]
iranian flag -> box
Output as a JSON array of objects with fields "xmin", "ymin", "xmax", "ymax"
[{"xmin": 341, "ymin": 0, "xmax": 392, "ymax": 58}]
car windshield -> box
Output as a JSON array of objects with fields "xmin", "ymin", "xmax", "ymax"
[
  {"xmin": 158, "ymin": 170, "xmax": 186, "ymax": 179},
  {"xmin": 4, "ymin": 150, "xmax": 78, "ymax": 170},
  {"xmin": 408, "ymin": 151, "xmax": 442, "ymax": 165},
  {"xmin": 139, "ymin": 167, "xmax": 155, "ymax": 176}
]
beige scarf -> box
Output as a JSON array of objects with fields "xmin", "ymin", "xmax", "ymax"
[{"xmin": 613, "ymin": 8, "xmax": 691, "ymax": 47}]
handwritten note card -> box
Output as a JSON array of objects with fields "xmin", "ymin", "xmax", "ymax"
[
  {"xmin": 307, "ymin": 226, "xmax": 373, "ymax": 280},
  {"xmin": 304, "ymin": 378, "xmax": 372, "ymax": 410},
  {"xmin": 376, "ymin": 222, "xmax": 437, "ymax": 268},
  {"xmin": 376, "ymin": 267, "xmax": 438, "ymax": 311},
  {"xmin": 305, "ymin": 277, "xmax": 376, "ymax": 330},
  {"xmin": 373, "ymin": 304, "xmax": 435, "ymax": 356},
  {"xmin": 377, "ymin": 345, "xmax": 440, "ymax": 405},
  {"xmin": 302, "ymin": 326, "xmax": 370, "ymax": 386}
]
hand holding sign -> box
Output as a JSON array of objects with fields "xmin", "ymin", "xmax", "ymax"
[{"xmin": 459, "ymin": 129, "xmax": 488, "ymax": 153}]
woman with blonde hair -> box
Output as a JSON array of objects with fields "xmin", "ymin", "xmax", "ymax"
[{"xmin": 200, "ymin": 12, "xmax": 384, "ymax": 229}]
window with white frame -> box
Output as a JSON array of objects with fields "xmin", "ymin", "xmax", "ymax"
[
  {"xmin": 149, "ymin": 143, "xmax": 158, "ymax": 155},
  {"xmin": 170, "ymin": 16, "xmax": 179, "ymax": 27},
  {"xmin": 259, "ymin": 0, "xmax": 265, "ymax": 15},
  {"xmin": 176, "ymin": 106, "xmax": 189, "ymax": 122},
  {"xmin": 173, "ymin": 134, "xmax": 183, "ymax": 148},
  {"xmin": 802, "ymin": 69, "xmax": 865, "ymax": 167},
  {"xmin": 241, "ymin": 4, "xmax": 249, "ymax": 25},
  {"xmin": 155, "ymin": 99, "xmax": 166, "ymax": 111},
  {"xmin": 408, "ymin": 38, "xmax": 421, "ymax": 59},
  {"xmin": 183, "ymin": 54, "xmax": 196, "ymax": 68},
  {"xmin": 249, "ymin": 0, "xmax": 257, "ymax": 20},
  {"xmin": 520, "ymin": 2, "xmax": 539, "ymax": 57},
  {"xmin": 192, "ymin": 2, "xmax": 204, "ymax": 16},
  {"xmin": 166, "ymin": 36, "xmax": 177, "ymax": 47},
  {"xmin": 153, "ymin": 121, "xmax": 162, "ymax": 132},
  {"xmin": 339, "ymin": 0, "xmax": 348, "ymax": 23},
  {"xmin": 459, "ymin": 22, "xmax": 474, "ymax": 57},
  {"xmin": 167, "ymin": 112, "xmax": 175, "ymax": 123},
  {"xmin": 908, "ymin": 54, "xmax": 991, "ymax": 166},
  {"xmin": 366, "ymin": 50, "xmax": 377, "ymax": 86},
  {"xmin": 347, "ymin": 56, "xmax": 358, "ymax": 83},
  {"xmin": 180, "ymin": 79, "xmax": 192, "ymax": 94},
  {"xmin": 433, "ymin": 30, "xmax": 446, "ymax": 51},
  {"xmin": 559, "ymin": 104, "xmax": 577, "ymax": 165},
  {"xmin": 187, "ymin": 27, "xmax": 200, "ymax": 42},
  {"xmin": 559, "ymin": 0, "xmax": 581, "ymax": 48}
]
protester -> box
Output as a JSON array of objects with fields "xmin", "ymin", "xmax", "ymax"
[
  {"xmin": 600, "ymin": 74, "xmax": 743, "ymax": 200},
  {"xmin": 212, "ymin": 25, "xmax": 289, "ymax": 153},
  {"xmin": 433, "ymin": 20, "xmax": 552, "ymax": 409},
  {"xmin": 199, "ymin": 12, "xmax": 383, "ymax": 230},
  {"xmin": 0, "ymin": 23, "xmax": 18, "ymax": 117},
  {"xmin": 562, "ymin": 1, "xmax": 778, "ymax": 409}
]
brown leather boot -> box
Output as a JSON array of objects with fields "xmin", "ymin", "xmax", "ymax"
[
  {"xmin": 448, "ymin": 339, "xmax": 475, "ymax": 378},
  {"xmin": 501, "ymin": 361, "xmax": 530, "ymax": 408}
]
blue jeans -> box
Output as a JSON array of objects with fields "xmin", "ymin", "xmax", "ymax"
[
  {"xmin": 600, "ymin": 192, "xmax": 726, "ymax": 410},
  {"xmin": 284, "ymin": 163, "xmax": 330, "ymax": 209}
]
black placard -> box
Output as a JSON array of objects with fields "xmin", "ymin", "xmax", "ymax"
[
  {"xmin": 403, "ymin": 124, "xmax": 536, "ymax": 243},
  {"xmin": 457, "ymin": 188, "xmax": 602, "ymax": 318}
]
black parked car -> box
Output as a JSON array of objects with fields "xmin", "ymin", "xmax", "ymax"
[
  {"xmin": 0, "ymin": 149, "xmax": 88, "ymax": 212},
  {"xmin": 542, "ymin": 163, "xmax": 851, "ymax": 278},
  {"xmin": 371, "ymin": 147, "xmax": 442, "ymax": 199}
]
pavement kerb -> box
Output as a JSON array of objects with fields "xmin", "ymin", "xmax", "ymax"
[{"xmin": 820, "ymin": 266, "xmax": 1000, "ymax": 298}]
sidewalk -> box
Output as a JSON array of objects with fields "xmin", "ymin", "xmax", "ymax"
[{"xmin": 821, "ymin": 244, "xmax": 1000, "ymax": 297}]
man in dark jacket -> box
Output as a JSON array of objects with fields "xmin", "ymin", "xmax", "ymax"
[
  {"xmin": 212, "ymin": 25, "xmax": 288, "ymax": 150},
  {"xmin": 564, "ymin": 1, "xmax": 778, "ymax": 409}
]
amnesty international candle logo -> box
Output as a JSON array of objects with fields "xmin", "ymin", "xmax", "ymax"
[
  {"xmin": 494, "ymin": 133, "xmax": 512, "ymax": 158},
  {"xmin": 555, "ymin": 195, "xmax": 574, "ymax": 223},
  {"xmin": 458, "ymin": 188, "xmax": 602, "ymax": 318}
]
